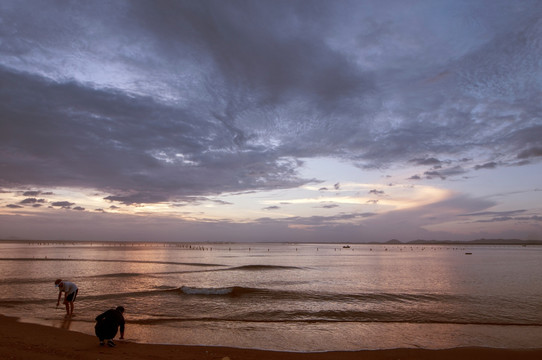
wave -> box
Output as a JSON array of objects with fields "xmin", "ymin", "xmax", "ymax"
[
  {"xmin": 0, "ymin": 298, "xmax": 51, "ymax": 306},
  {"xmin": 224, "ymin": 265, "xmax": 302, "ymax": 271},
  {"xmin": 174, "ymin": 286, "xmax": 266, "ymax": 296},
  {"xmin": 179, "ymin": 286, "xmax": 236, "ymax": 295},
  {"xmin": 0, "ymin": 277, "xmax": 56, "ymax": 285},
  {"xmin": 124, "ymin": 313, "xmax": 542, "ymax": 327},
  {"xmin": 88, "ymin": 272, "xmax": 145, "ymax": 279},
  {"xmin": 0, "ymin": 279, "xmax": 467, "ymax": 308},
  {"xmin": 2, "ymin": 284, "xmax": 540, "ymax": 327},
  {"xmin": 0, "ymin": 257, "xmax": 225, "ymax": 267},
  {"xmin": 178, "ymin": 286, "xmax": 440, "ymax": 302},
  {"xmin": 0, "ymin": 272, "xmax": 152, "ymax": 287},
  {"xmin": 151, "ymin": 264, "xmax": 303, "ymax": 277},
  {"xmin": 165, "ymin": 286, "xmax": 460, "ymax": 306}
]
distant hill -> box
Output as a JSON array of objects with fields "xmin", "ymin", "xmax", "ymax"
[
  {"xmin": 385, "ymin": 239, "xmax": 402, "ymax": 244},
  {"xmin": 379, "ymin": 238, "xmax": 542, "ymax": 245}
]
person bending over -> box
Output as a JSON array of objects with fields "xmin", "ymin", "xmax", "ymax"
[
  {"xmin": 55, "ymin": 279, "xmax": 78, "ymax": 316},
  {"xmin": 95, "ymin": 306, "xmax": 125, "ymax": 347}
]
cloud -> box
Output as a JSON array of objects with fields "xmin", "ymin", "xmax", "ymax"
[
  {"xmin": 410, "ymin": 157, "xmax": 443, "ymax": 166},
  {"xmin": 459, "ymin": 210, "xmax": 527, "ymax": 218},
  {"xmin": 473, "ymin": 215, "xmax": 542, "ymax": 223},
  {"xmin": 0, "ymin": 1, "xmax": 541, "ymax": 242},
  {"xmin": 423, "ymin": 166, "xmax": 468, "ymax": 180},
  {"xmin": 321, "ymin": 204, "xmax": 339, "ymax": 209},
  {"xmin": 1, "ymin": 65, "xmax": 311, "ymax": 204},
  {"xmin": 474, "ymin": 162, "xmax": 498, "ymax": 170},
  {"xmin": 518, "ymin": 147, "xmax": 542, "ymax": 159},
  {"xmin": 424, "ymin": 171, "xmax": 445, "ymax": 180},
  {"xmin": 50, "ymin": 201, "xmax": 75, "ymax": 209},
  {"xmin": 6, "ymin": 204, "xmax": 23, "ymax": 209},
  {"xmin": 1, "ymin": 1, "xmax": 541, "ymax": 204},
  {"xmin": 104, "ymin": 194, "xmax": 168, "ymax": 206},
  {"xmin": 459, "ymin": 208, "xmax": 542, "ymax": 224},
  {"xmin": 347, "ymin": 193, "xmax": 499, "ymax": 241},
  {"xmin": 20, "ymin": 198, "xmax": 46, "ymax": 205},
  {"xmin": 22, "ymin": 191, "xmax": 41, "ymax": 196},
  {"xmin": 269, "ymin": 212, "xmax": 377, "ymax": 227},
  {"xmin": 210, "ymin": 199, "xmax": 233, "ymax": 206}
]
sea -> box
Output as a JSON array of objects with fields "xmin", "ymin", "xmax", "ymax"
[{"xmin": 0, "ymin": 241, "xmax": 541, "ymax": 351}]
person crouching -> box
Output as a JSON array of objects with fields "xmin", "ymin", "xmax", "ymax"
[{"xmin": 95, "ymin": 306, "xmax": 125, "ymax": 347}]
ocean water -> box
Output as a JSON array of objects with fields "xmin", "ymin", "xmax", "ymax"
[{"xmin": 0, "ymin": 241, "xmax": 541, "ymax": 351}]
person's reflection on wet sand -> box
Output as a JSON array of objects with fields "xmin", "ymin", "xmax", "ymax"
[{"xmin": 60, "ymin": 316, "xmax": 72, "ymax": 330}]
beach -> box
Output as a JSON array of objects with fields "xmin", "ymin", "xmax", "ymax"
[{"xmin": 1, "ymin": 315, "xmax": 541, "ymax": 360}]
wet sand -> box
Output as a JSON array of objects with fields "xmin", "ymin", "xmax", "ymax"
[{"xmin": 1, "ymin": 315, "xmax": 541, "ymax": 360}]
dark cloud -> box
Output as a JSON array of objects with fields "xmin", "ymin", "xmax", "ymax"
[
  {"xmin": 409, "ymin": 157, "xmax": 443, "ymax": 166},
  {"xmin": 263, "ymin": 206, "xmax": 280, "ymax": 211},
  {"xmin": 132, "ymin": 1, "xmax": 374, "ymax": 106},
  {"xmin": 459, "ymin": 210, "xmax": 527, "ymax": 217},
  {"xmin": 474, "ymin": 162, "xmax": 498, "ymax": 170},
  {"xmin": 20, "ymin": 198, "xmax": 46, "ymax": 204},
  {"xmin": 1, "ymin": 1, "xmax": 540, "ymax": 203},
  {"xmin": 22, "ymin": 191, "xmax": 41, "ymax": 196},
  {"xmin": 473, "ymin": 215, "xmax": 542, "ymax": 223},
  {"xmin": 50, "ymin": 201, "xmax": 75, "ymax": 209},
  {"xmin": 321, "ymin": 204, "xmax": 339, "ymax": 209},
  {"xmin": 0, "ymin": 65, "xmax": 310, "ymax": 204},
  {"xmin": 423, "ymin": 166, "xmax": 467, "ymax": 180},
  {"xmin": 171, "ymin": 197, "xmax": 232, "ymax": 207},
  {"xmin": 21, "ymin": 190, "xmax": 54, "ymax": 196},
  {"xmin": 518, "ymin": 147, "xmax": 542, "ymax": 159},
  {"xmin": 424, "ymin": 171, "xmax": 446, "ymax": 180},
  {"xmin": 264, "ymin": 211, "xmax": 377, "ymax": 226},
  {"xmin": 6, "ymin": 204, "xmax": 23, "ymax": 209},
  {"xmin": 369, "ymin": 189, "xmax": 384, "ymax": 195},
  {"xmin": 211, "ymin": 199, "xmax": 233, "ymax": 206},
  {"xmin": 104, "ymin": 194, "xmax": 168, "ymax": 206}
]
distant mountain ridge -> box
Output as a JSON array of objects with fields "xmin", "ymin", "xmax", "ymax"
[{"xmin": 380, "ymin": 238, "xmax": 542, "ymax": 245}]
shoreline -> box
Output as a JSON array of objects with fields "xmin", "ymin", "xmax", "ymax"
[{"xmin": 2, "ymin": 315, "xmax": 542, "ymax": 360}]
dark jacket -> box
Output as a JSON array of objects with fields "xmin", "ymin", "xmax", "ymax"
[{"xmin": 95, "ymin": 309, "xmax": 125, "ymax": 339}]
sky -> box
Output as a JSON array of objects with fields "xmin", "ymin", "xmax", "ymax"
[{"xmin": 1, "ymin": 0, "xmax": 541, "ymax": 243}]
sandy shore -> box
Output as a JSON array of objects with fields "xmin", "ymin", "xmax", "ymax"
[{"xmin": 1, "ymin": 315, "xmax": 541, "ymax": 360}]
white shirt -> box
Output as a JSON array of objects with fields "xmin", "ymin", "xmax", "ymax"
[{"xmin": 59, "ymin": 281, "xmax": 78, "ymax": 295}]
